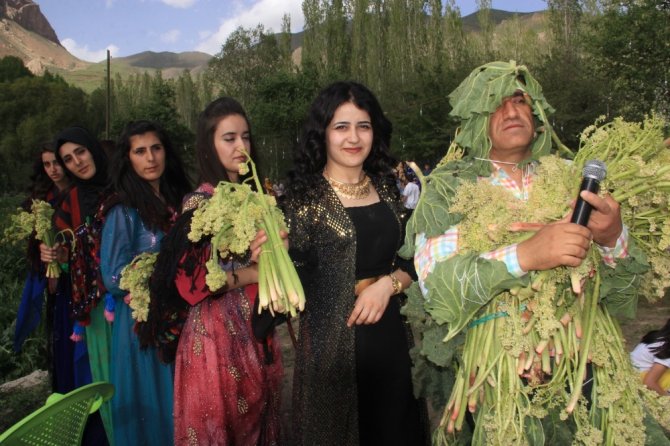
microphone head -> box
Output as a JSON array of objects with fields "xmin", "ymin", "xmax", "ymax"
[{"xmin": 582, "ymin": 159, "xmax": 606, "ymax": 182}]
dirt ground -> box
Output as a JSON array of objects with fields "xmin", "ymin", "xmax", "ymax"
[{"xmin": 618, "ymin": 297, "xmax": 670, "ymax": 351}]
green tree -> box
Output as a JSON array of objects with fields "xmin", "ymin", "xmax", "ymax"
[
  {"xmin": 0, "ymin": 67, "xmax": 90, "ymax": 190},
  {"xmin": 586, "ymin": 0, "xmax": 670, "ymax": 119},
  {"xmin": 175, "ymin": 69, "xmax": 201, "ymax": 130},
  {"xmin": 536, "ymin": 0, "xmax": 610, "ymax": 148},
  {"xmin": 250, "ymin": 70, "xmax": 320, "ymax": 179},
  {"xmin": 475, "ymin": 0, "xmax": 494, "ymax": 60},
  {"xmin": 208, "ymin": 25, "xmax": 286, "ymax": 106},
  {"xmin": 0, "ymin": 56, "xmax": 33, "ymax": 82}
]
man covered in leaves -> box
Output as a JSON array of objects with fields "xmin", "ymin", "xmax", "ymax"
[{"xmin": 399, "ymin": 61, "xmax": 669, "ymax": 445}]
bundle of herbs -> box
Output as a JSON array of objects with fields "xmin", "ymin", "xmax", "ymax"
[{"xmin": 188, "ymin": 151, "xmax": 305, "ymax": 317}]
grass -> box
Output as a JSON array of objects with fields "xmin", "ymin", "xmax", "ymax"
[
  {"xmin": 0, "ymin": 194, "xmax": 48, "ymax": 384},
  {"xmin": 0, "ymin": 194, "xmax": 52, "ymax": 432}
]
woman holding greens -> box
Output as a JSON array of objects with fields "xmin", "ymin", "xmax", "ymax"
[
  {"xmin": 100, "ymin": 120, "xmax": 191, "ymax": 445},
  {"xmin": 15, "ymin": 144, "xmax": 77, "ymax": 394},
  {"xmin": 40, "ymin": 126, "xmax": 113, "ymax": 444},
  {"xmin": 145, "ymin": 97, "xmax": 282, "ymax": 445},
  {"xmin": 282, "ymin": 81, "xmax": 427, "ymax": 446}
]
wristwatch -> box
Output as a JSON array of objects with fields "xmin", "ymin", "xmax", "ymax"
[{"xmin": 389, "ymin": 272, "xmax": 402, "ymax": 295}]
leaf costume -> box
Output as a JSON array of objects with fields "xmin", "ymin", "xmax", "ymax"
[{"xmin": 401, "ymin": 61, "xmax": 668, "ymax": 445}]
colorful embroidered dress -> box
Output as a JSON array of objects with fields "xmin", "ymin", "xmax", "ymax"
[
  {"xmin": 172, "ymin": 184, "xmax": 282, "ymax": 446},
  {"xmin": 53, "ymin": 125, "xmax": 114, "ymax": 444},
  {"xmin": 101, "ymin": 205, "xmax": 174, "ymax": 445}
]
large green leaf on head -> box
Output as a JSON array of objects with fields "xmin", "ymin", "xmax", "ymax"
[
  {"xmin": 448, "ymin": 60, "xmax": 556, "ymax": 161},
  {"xmin": 453, "ymin": 114, "xmax": 490, "ymax": 162},
  {"xmin": 423, "ymin": 253, "xmax": 528, "ymax": 342}
]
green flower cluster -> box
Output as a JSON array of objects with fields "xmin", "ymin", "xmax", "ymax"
[
  {"xmin": 188, "ymin": 180, "xmax": 280, "ymax": 291},
  {"xmin": 188, "ymin": 151, "xmax": 305, "ymax": 316},
  {"xmin": 4, "ymin": 199, "xmax": 55, "ymax": 243},
  {"xmin": 450, "ymin": 155, "xmax": 574, "ymax": 254},
  {"xmin": 3, "ymin": 206, "xmax": 35, "ymax": 243},
  {"xmin": 4, "ymin": 199, "xmax": 63, "ymax": 278},
  {"xmin": 575, "ymin": 114, "xmax": 670, "ymax": 301},
  {"xmin": 119, "ymin": 252, "xmax": 158, "ymax": 322}
]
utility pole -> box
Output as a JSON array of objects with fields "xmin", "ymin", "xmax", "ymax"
[{"xmin": 106, "ymin": 49, "xmax": 111, "ymax": 139}]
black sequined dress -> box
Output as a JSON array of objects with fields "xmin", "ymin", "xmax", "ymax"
[{"xmin": 283, "ymin": 175, "xmax": 427, "ymax": 446}]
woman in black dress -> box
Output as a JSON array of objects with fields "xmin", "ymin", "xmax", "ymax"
[{"xmin": 283, "ymin": 81, "xmax": 427, "ymax": 446}]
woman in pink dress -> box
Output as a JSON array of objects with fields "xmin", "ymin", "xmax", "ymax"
[{"xmin": 143, "ymin": 97, "xmax": 282, "ymax": 445}]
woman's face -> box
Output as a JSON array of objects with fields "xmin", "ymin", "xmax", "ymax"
[
  {"xmin": 325, "ymin": 102, "xmax": 373, "ymax": 174},
  {"xmin": 41, "ymin": 151, "xmax": 65, "ymax": 184},
  {"xmin": 128, "ymin": 131, "xmax": 166, "ymax": 192},
  {"xmin": 59, "ymin": 142, "xmax": 97, "ymax": 180},
  {"xmin": 213, "ymin": 114, "xmax": 250, "ymax": 183}
]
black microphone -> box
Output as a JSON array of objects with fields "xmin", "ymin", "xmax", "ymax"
[{"xmin": 571, "ymin": 160, "xmax": 607, "ymax": 227}]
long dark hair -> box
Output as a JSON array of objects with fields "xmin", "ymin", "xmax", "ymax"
[
  {"xmin": 25, "ymin": 143, "xmax": 70, "ymax": 272},
  {"xmin": 641, "ymin": 319, "xmax": 670, "ymax": 360},
  {"xmin": 27, "ymin": 142, "xmax": 68, "ymax": 202},
  {"xmin": 140, "ymin": 98, "xmax": 259, "ymax": 361},
  {"xmin": 54, "ymin": 126, "xmax": 109, "ymax": 220},
  {"xmin": 286, "ymin": 81, "xmax": 398, "ymax": 203},
  {"xmin": 112, "ymin": 120, "xmax": 192, "ymax": 230},
  {"xmin": 195, "ymin": 97, "xmax": 258, "ymax": 185}
]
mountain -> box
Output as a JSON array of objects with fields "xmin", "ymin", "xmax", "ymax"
[
  {"xmin": 461, "ymin": 8, "xmax": 542, "ymax": 32},
  {"xmin": 118, "ymin": 50, "xmax": 212, "ymax": 70},
  {"xmin": 45, "ymin": 51, "xmax": 213, "ymax": 93},
  {"xmin": 1, "ymin": 0, "xmax": 58, "ymax": 44},
  {"xmin": 0, "ymin": 0, "xmax": 87, "ymax": 73},
  {"xmin": 0, "ymin": 0, "xmax": 212, "ymax": 90}
]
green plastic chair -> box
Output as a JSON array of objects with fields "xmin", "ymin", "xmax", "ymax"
[{"xmin": 0, "ymin": 382, "xmax": 114, "ymax": 446}]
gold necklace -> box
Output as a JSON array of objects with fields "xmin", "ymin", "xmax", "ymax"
[{"xmin": 324, "ymin": 171, "xmax": 371, "ymax": 200}]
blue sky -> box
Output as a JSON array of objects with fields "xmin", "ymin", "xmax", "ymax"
[{"xmin": 38, "ymin": 0, "xmax": 547, "ymax": 62}]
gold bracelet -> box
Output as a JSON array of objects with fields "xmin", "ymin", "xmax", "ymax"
[{"xmin": 389, "ymin": 272, "xmax": 402, "ymax": 295}]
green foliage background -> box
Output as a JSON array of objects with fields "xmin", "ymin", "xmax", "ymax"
[{"xmin": 0, "ymin": 0, "xmax": 666, "ymax": 193}]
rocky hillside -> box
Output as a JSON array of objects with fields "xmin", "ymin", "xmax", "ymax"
[
  {"xmin": 0, "ymin": 0, "xmax": 87, "ymax": 73},
  {"xmin": 0, "ymin": 0, "xmax": 212, "ymax": 84},
  {"xmin": 1, "ymin": 0, "xmax": 57, "ymax": 44}
]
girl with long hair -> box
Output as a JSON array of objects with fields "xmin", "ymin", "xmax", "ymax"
[
  {"xmin": 631, "ymin": 318, "xmax": 670, "ymax": 395},
  {"xmin": 15, "ymin": 143, "xmax": 75, "ymax": 392},
  {"xmin": 99, "ymin": 120, "xmax": 192, "ymax": 444},
  {"xmin": 283, "ymin": 81, "xmax": 427, "ymax": 445},
  {"xmin": 40, "ymin": 126, "xmax": 113, "ymax": 444},
  {"xmin": 30, "ymin": 143, "xmax": 70, "ymax": 198},
  {"xmin": 146, "ymin": 97, "xmax": 282, "ymax": 445}
]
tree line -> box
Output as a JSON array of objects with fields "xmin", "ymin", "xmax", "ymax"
[{"xmin": 0, "ymin": 0, "xmax": 667, "ymax": 191}]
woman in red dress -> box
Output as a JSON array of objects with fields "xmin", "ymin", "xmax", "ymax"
[{"xmin": 145, "ymin": 97, "xmax": 283, "ymax": 445}]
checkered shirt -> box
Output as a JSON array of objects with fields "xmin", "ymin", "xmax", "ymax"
[{"xmin": 414, "ymin": 161, "xmax": 628, "ymax": 295}]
